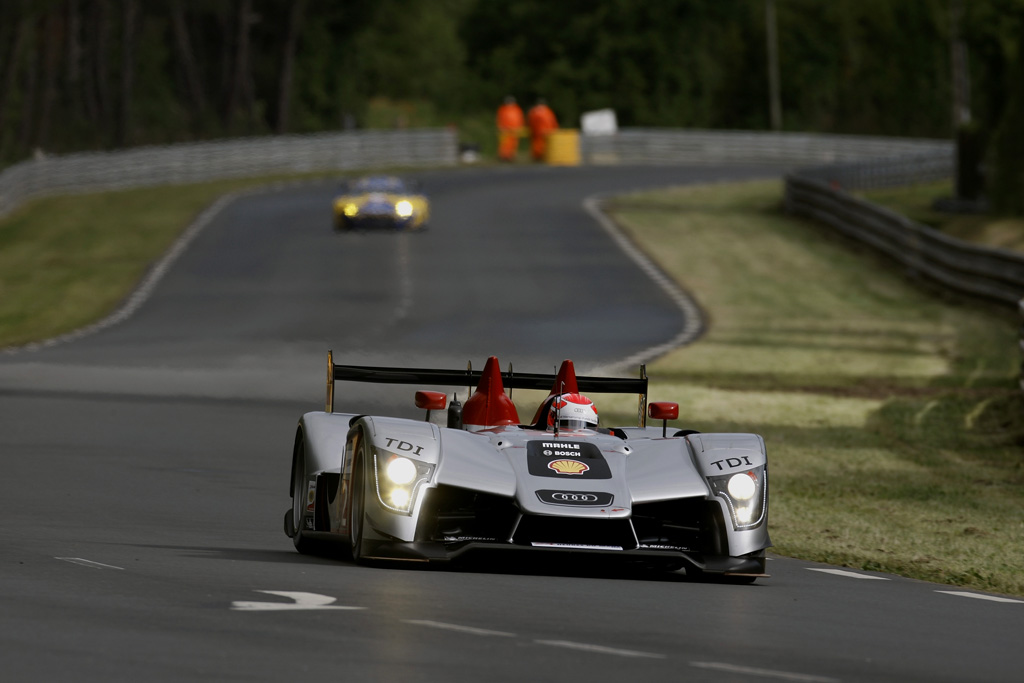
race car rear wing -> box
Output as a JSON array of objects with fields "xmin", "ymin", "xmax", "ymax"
[{"xmin": 325, "ymin": 351, "xmax": 650, "ymax": 426}]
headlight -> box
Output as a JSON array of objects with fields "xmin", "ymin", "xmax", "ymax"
[
  {"xmin": 385, "ymin": 456, "xmax": 417, "ymax": 485},
  {"xmin": 373, "ymin": 452, "xmax": 433, "ymax": 514},
  {"xmin": 395, "ymin": 200, "xmax": 414, "ymax": 218},
  {"xmin": 343, "ymin": 203, "xmax": 359, "ymax": 217},
  {"xmin": 707, "ymin": 466, "xmax": 766, "ymax": 530},
  {"xmin": 727, "ymin": 472, "xmax": 756, "ymax": 500}
]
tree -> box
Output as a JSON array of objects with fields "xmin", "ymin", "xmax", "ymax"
[
  {"xmin": 117, "ymin": 0, "xmax": 139, "ymax": 147},
  {"xmin": 275, "ymin": 0, "xmax": 306, "ymax": 134},
  {"xmin": 987, "ymin": 16, "xmax": 1024, "ymax": 214},
  {"xmin": 169, "ymin": 0, "xmax": 208, "ymax": 125}
]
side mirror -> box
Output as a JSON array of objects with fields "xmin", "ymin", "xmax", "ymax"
[
  {"xmin": 415, "ymin": 390, "xmax": 447, "ymax": 422},
  {"xmin": 648, "ymin": 402, "xmax": 679, "ymax": 437}
]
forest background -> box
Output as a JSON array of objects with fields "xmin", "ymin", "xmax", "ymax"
[{"xmin": 0, "ymin": 0, "xmax": 1022, "ymax": 208}]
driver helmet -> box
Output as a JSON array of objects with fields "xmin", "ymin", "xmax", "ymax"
[{"xmin": 548, "ymin": 393, "xmax": 599, "ymax": 430}]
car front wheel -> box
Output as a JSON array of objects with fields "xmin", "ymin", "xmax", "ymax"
[{"xmin": 291, "ymin": 438, "xmax": 319, "ymax": 554}]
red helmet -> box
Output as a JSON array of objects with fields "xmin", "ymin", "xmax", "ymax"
[{"xmin": 548, "ymin": 393, "xmax": 599, "ymax": 430}]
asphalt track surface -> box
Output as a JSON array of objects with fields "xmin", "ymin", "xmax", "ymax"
[{"xmin": 1, "ymin": 165, "xmax": 1021, "ymax": 682}]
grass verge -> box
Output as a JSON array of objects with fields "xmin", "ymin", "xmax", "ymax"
[
  {"xmin": 605, "ymin": 180, "xmax": 1024, "ymax": 596},
  {"xmin": 0, "ymin": 176, "xmax": 310, "ymax": 348}
]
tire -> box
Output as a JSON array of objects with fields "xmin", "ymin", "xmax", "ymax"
[
  {"xmin": 291, "ymin": 438, "xmax": 319, "ymax": 554},
  {"xmin": 348, "ymin": 433, "xmax": 369, "ymax": 563}
]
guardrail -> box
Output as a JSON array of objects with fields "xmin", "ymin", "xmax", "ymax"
[
  {"xmin": 1, "ymin": 127, "xmax": 951, "ymax": 220},
  {"xmin": 793, "ymin": 149, "xmax": 955, "ymax": 190},
  {"xmin": 0, "ymin": 128, "xmax": 458, "ymax": 218},
  {"xmin": 785, "ymin": 173, "xmax": 1024, "ymax": 305},
  {"xmin": 580, "ymin": 128, "xmax": 951, "ymax": 167},
  {"xmin": 783, "ymin": 149, "xmax": 1024, "ymax": 391},
  {"xmin": 784, "ymin": 144, "xmax": 1024, "ymax": 306}
]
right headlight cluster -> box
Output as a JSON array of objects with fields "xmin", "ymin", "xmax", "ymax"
[{"xmin": 707, "ymin": 465, "xmax": 767, "ymax": 530}]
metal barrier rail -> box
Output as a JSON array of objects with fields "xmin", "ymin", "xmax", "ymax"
[
  {"xmin": 785, "ymin": 174, "xmax": 1024, "ymax": 305},
  {"xmin": 794, "ymin": 150, "xmax": 955, "ymax": 190},
  {"xmin": 0, "ymin": 128, "xmax": 458, "ymax": 218},
  {"xmin": 784, "ymin": 153, "xmax": 1024, "ymax": 391},
  {"xmin": 580, "ymin": 128, "xmax": 951, "ymax": 167},
  {"xmin": 0, "ymin": 127, "xmax": 950, "ymax": 219}
]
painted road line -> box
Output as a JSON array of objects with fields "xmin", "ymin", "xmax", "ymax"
[
  {"xmin": 231, "ymin": 590, "xmax": 366, "ymax": 611},
  {"xmin": 55, "ymin": 557, "xmax": 124, "ymax": 570},
  {"xmin": 583, "ymin": 194, "xmax": 704, "ymax": 375},
  {"xmin": 807, "ymin": 568, "xmax": 890, "ymax": 580},
  {"xmin": 936, "ymin": 591, "xmax": 1024, "ymax": 604},
  {"xmin": 691, "ymin": 661, "xmax": 840, "ymax": 682},
  {"xmin": 535, "ymin": 639, "xmax": 665, "ymax": 659},
  {"xmin": 403, "ymin": 620, "xmax": 516, "ymax": 637}
]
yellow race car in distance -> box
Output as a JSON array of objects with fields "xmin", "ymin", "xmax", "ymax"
[{"xmin": 332, "ymin": 175, "xmax": 430, "ymax": 232}]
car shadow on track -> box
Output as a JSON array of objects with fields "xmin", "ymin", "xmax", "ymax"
[{"xmin": 115, "ymin": 543, "xmax": 765, "ymax": 585}]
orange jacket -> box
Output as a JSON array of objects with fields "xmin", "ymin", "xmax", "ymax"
[
  {"xmin": 527, "ymin": 104, "xmax": 558, "ymax": 136},
  {"xmin": 497, "ymin": 103, "xmax": 525, "ymax": 131}
]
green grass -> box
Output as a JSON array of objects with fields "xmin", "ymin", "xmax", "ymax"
[
  {"xmin": 3, "ymin": 173, "xmax": 1023, "ymax": 595},
  {"xmin": 604, "ymin": 180, "xmax": 1024, "ymax": 596}
]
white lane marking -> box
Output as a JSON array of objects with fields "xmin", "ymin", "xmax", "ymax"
[
  {"xmin": 403, "ymin": 620, "xmax": 516, "ymax": 637},
  {"xmin": 936, "ymin": 591, "xmax": 1024, "ymax": 604},
  {"xmin": 231, "ymin": 590, "xmax": 367, "ymax": 611},
  {"xmin": 363, "ymin": 231, "xmax": 414, "ymax": 336},
  {"xmin": 583, "ymin": 194, "xmax": 705, "ymax": 374},
  {"xmin": 691, "ymin": 661, "xmax": 840, "ymax": 682},
  {"xmin": 55, "ymin": 557, "xmax": 124, "ymax": 570},
  {"xmin": 807, "ymin": 568, "xmax": 889, "ymax": 580},
  {"xmin": 395, "ymin": 233, "xmax": 413, "ymax": 321},
  {"xmin": 535, "ymin": 639, "xmax": 666, "ymax": 659}
]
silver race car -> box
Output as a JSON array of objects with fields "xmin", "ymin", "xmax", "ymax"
[{"xmin": 285, "ymin": 354, "xmax": 770, "ymax": 581}]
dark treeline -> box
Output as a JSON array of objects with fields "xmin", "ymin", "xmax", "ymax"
[{"xmin": 1, "ymin": 0, "xmax": 1022, "ymax": 169}]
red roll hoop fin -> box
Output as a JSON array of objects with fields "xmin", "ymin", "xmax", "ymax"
[
  {"xmin": 461, "ymin": 356, "xmax": 521, "ymax": 429},
  {"xmin": 531, "ymin": 359, "xmax": 579, "ymax": 424}
]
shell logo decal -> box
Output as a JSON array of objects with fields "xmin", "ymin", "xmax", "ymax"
[{"xmin": 548, "ymin": 459, "xmax": 589, "ymax": 475}]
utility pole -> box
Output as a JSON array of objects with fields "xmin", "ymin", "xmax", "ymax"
[
  {"xmin": 950, "ymin": 0, "xmax": 971, "ymax": 127},
  {"xmin": 766, "ymin": 0, "xmax": 782, "ymax": 131},
  {"xmin": 949, "ymin": 0, "xmax": 981, "ymax": 201}
]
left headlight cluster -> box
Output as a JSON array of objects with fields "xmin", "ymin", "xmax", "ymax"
[
  {"xmin": 372, "ymin": 451, "xmax": 433, "ymax": 514},
  {"xmin": 707, "ymin": 466, "xmax": 767, "ymax": 530}
]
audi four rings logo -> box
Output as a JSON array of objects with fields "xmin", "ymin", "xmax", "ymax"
[
  {"xmin": 536, "ymin": 490, "xmax": 614, "ymax": 506},
  {"xmin": 553, "ymin": 492, "xmax": 598, "ymax": 502}
]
